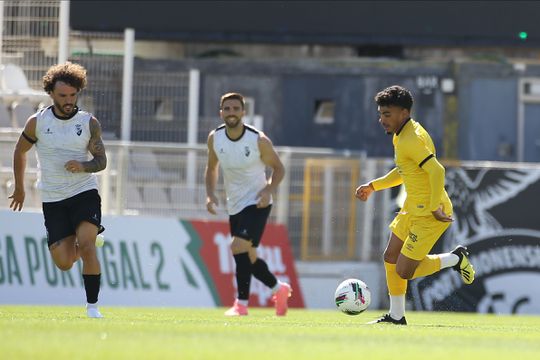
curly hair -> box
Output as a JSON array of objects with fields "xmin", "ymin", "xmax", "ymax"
[
  {"xmin": 374, "ymin": 85, "xmax": 413, "ymax": 111},
  {"xmin": 220, "ymin": 92, "xmax": 245, "ymax": 109},
  {"xmin": 42, "ymin": 62, "xmax": 87, "ymax": 93}
]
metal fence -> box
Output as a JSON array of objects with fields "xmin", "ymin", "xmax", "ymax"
[
  {"xmin": 0, "ymin": 0, "xmax": 194, "ymax": 143},
  {"xmin": 0, "ymin": 131, "xmax": 393, "ymax": 261},
  {"xmin": 1, "ymin": 0, "xmax": 60, "ymax": 88},
  {"xmin": 0, "ymin": 1, "xmax": 395, "ymax": 262}
]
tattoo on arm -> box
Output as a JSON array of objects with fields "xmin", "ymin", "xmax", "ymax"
[{"xmin": 82, "ymin": 118, "xmax": 108, "ymax": 173}]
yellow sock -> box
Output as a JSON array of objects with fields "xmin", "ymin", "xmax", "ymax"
[
  {"xmin": 384, "ymin": 261, "xmax": 407, "ymax": 295},
  {"xmin": 411, "ymin": 255, "xmax": 441, "ymax": 279}
]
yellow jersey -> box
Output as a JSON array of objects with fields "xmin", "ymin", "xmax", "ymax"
[{"xmin": 392, "ymin": 118, "xmax": 451, "ymax": 216}]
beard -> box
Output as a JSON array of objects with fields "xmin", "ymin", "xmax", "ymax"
[
  {"xmin": 54, "ymin": 102, "xmax": 77, "ymax": 117},
  {"xmin": 224, "ymin": 116, "xmax": 241, "ymax": 128}
]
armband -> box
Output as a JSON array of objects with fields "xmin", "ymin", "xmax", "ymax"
[{"xmin": 22, "ymin": 132, "xmax": 37, "ymax": 144}]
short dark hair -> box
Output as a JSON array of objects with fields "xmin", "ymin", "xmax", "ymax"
[
  {"xmin": 220, "ymin": 92, "xmax": 245, "ymax": 109},
  {"xmin": 42, "ymin": 62, "xmax": 87, "ymax": 93},
  {"xmin": 374, "ymin": 85, "xmax": 413, "ymax": 111}
]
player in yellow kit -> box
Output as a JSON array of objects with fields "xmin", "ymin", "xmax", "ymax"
[{"xmin": 355, "ymin": 85, "xmax": 475, "ymax": 325}]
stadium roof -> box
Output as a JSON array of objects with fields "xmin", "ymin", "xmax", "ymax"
[{"xmin": 71, "ymin": 1, "xmax": 540, "ymax": 47}]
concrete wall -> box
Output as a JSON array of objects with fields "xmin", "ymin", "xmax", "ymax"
[{"xmin": 296, "ymin": 261, "xmax": 384, "ymax": 310}]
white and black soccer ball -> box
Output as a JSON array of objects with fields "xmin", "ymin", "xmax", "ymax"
[{"xmin": 334, "ymin": 278, "xmax": 371, "ymax": 315}]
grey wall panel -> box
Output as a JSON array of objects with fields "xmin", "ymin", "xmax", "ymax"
[{"xmin": 459, "ymin": 78, "xmax": 517, "ymax": 161}]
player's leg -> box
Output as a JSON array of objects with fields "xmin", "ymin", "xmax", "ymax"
[
  {"xmin": 395, "ymin": 216, "xmax": 446, "ymax": 282},
  {"xmin": 70, "ymin": 190, "xmax": 104, "ymax": 318},
  {"xmin": 243, "ymin": 205, "xmax": 291, "ymax": 316},
  {"xmin": 410, "ymin": 246, "xmax": 474, "ymax": 284},
  {"xmin": 225, "ymin": 235, "xmax": 252, "ymax": 316},
  {"xmin": 44, "ymin": 199, "xmax": 80, "ymax": 269},
  {"xmin": 369, "ymin": 213, "xmax": 409, "ymax": 325},
  {"xmin": 49, "ymin": 235, "xmax": 78, "ymax": 270},
  {"xmin": 403, "ymin": 216, "xmax": 474, "ymax": 283},
  {"xmin": 378, "ymin": 233, "xmax": 408, "ymax": 324},
  {"xmin": 226, "ymin": 206, "xmax": 259, "ymax": 315},
  {"xmin": 76, "ymin": 221, "xmax": 102, "ymax": 318},
  {"xmin": 248, "ymin": 246, "xmax": 292, "ymax": 316},
  {"xmin": 76, "ymin": 221, "xmax": 100, "ymax": 274}
]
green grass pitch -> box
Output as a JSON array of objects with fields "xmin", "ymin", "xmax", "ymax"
[{"xmin": 1, "ymin": 306, "xmax": 539, "ymax": 359}]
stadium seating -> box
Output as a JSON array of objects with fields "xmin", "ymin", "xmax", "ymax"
[
  {"xmin": 11, "ymin": 100, "xmax": 36, "ymax": 128},
  {"xmin": 0, "ymin": 64, "xmax": 49, "ymax": 106},
  {"xmin": 0, "ymin": 100, "xmax": 12, "ymax": 127}
]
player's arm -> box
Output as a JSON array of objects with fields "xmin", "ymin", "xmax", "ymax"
[
  {"xmin": 10, "ymin": 116, "xmax": 38, "ymax": 211},
  {"xmin": 257, "ymin": 133, "xmax": 285, "ymax": 208},
  {"xmin": 370, "ymin": 167, "xmax": 403, "ymax": 190},
  {"xmin": 83, "ymin": 117, "xmax": 107, "ymax": 172},
  {"xmin": 355, "ymin": 167, "xmax": 403, "ymax": 201},
  {"xmin": 205, "ymin": 131, "xmax": 220, "ymax": 214},
  {"xmin": 65, "ymin": 117, "xmax": 107, "ymax": 173},
  {"xmin": 421, "ymin": 156, "xmax": 453, "ymax": 222}
]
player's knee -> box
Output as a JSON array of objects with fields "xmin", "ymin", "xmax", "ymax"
[
  {"xmin": 55, "ymin": 259, "xmax": 73, "ymax": 271},
  {"xmin": 230, "ymin": 238, "xmax": 251, "ymax": 254},
  {"xmin": 78, "ymin": 241, "xmax": 94, "ymax": 254},
  {"xmin": 383, "ymin": 251, "xmax": 398, "ymax": 264},
  {"xmin": 396, "ymin": 268, "xmax": 413, "ymax": 280},
  {"xmin": 230, "ymin": 242, "xmax": 243, "ymax": 254}
]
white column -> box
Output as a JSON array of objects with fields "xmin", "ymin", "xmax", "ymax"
[
  {"xmin": 186, "ymin": 69, "xmax": 200, "ymax": 191},
  {"xmin": 359, "ymin": 157, "xmax": 375, "ymax": 261},
  {"xmin": 275, "ymin": 148, "xmax": 291, "ymax": 225},
  {"xmin": 517, "ymin": 78, "xmax": 525, "ymax": 162},
  {"xmin": 0, "ymin": 1, "xmax": 4, "ymax": 65},
  {"xmin": 121, "ymin": 28, "xmax": 135, "ymax": 141},
  {"xmin": 58, "ymin": 0, "xmax": 70, "ymax": 64},
  {"xmin": 100, "ymin": 160, "xmax": 110, "ymax": 214},
  {"xmin": 118, "ymin": 28, "xmax": 135, "ymax": 215},
  {"xmin": 322, "ymin": 165, "xmax": 333, "ymax": 256}
]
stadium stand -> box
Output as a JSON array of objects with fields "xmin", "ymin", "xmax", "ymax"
[
  {"xmin": 10, "ymin": 100, "xmax": 36, "ymax": 128},
  {"xmin": 0, "ymin": 100, "xmax": 12, "ymax": 127},
  {"xmin": 0, "ymin": 64, "xmax": 49, "ymax": 107}
]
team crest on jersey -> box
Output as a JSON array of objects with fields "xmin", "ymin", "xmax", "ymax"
[
  {"xmin": 75, "ymin": 124, "xmax": 82, "ymax": 136},
  {"xmin": 244, "ymin": 146, "xmax": 250, "ymax": 157}
]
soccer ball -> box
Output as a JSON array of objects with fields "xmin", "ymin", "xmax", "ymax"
[{"xmin": 334, "ymin": 278, "xmax": 371, "ymax": 315}]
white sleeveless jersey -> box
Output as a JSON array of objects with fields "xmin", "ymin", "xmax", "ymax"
[
  {"xmin": 213, "ymin": 124, "xmax": 270, "ymax": 215},
  {"xmin": 34, "ymin": 106, "xmax": 98, "ymax": 202}
]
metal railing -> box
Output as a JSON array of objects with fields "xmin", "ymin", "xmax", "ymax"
[
  {"xmin": 0, "ymin": 1, "xmax": 393, "ymax": 261},
  {"xmin": 0, "ymin": 130, "xmax": 392, "ymax": 261}
]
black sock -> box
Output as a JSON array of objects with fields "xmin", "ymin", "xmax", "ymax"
[
  {"xmin": 233, "ymin": 253, "xmax": 252, "ymax": 301},
  {"xmin": 251, "ymin": 258, "xmax": 278, "ymax": 289},
  {"xmin": 83, "ymin": 274, "xmax": 101, "ymax": 304}
]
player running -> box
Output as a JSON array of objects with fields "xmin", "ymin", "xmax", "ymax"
[{"xmin": 355, "ymin": 85, "xmax": 475, "ymax": 325}]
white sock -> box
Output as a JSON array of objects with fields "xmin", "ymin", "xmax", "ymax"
[
  {"xmin": 86, "ymin": 302, "xmax": 103, "ymax": 318},
  {"xmin": 389, "ymin": 295, "xmax": 405, "ymax": 320},
  {"xmin": 271, "ymin": 281, "xmax": 282, "ymax": 294},
  {"xmin": 439, "ymin": 253, "xmax": 459, "ymax": 269},
  {"xmin": 237, "ymin": 299, "xmax": 249, "ymax": 307}
]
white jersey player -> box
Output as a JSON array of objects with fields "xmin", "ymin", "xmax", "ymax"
[
  {"xmin": 205, "ymin": 92, "xmax": 292, "ymax": 316},
  {"xmin": 10, "ymin": 62, "xmax": 107, "ymax": 318}
]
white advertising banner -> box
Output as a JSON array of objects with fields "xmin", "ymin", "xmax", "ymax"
[{"xmin": 0, "ymin": 210, "xmax": 216, "ymax": 307}]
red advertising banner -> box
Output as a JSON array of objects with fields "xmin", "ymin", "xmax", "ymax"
[{"xmin": 190, "ymin": 220, "xmax": 305, "ymax": 308}]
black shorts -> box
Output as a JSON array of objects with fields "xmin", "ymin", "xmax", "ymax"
[
  {"xmin": 229, "ymin": 204, "xmax": 272, "ymax": 247},
  {"xmin": 42, "ymin": 189, "xmax": 104, "ymax": 247}
]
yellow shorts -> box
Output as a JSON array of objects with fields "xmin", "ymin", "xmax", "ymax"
[{"xmin": 389, "ymin": 211, "xmax": 452, "ymax": 261}]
